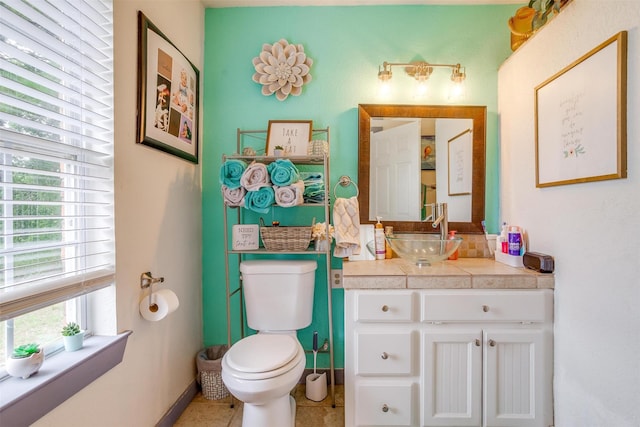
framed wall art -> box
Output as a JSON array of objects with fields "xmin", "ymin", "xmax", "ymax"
[
  {"xmin": 137, "ymin": 11, "xmax": 199, "ymax": 163},
  {"xmin": 266, "ymin": 120, "xmax": 313, "ymax": 156},
  {"xmin": 421, "ymin": 136, "xmax": 436, "ymax": 170},
  {"xmin": 535, "ymin": 31, "xmax": 627, "ymax": 187}
]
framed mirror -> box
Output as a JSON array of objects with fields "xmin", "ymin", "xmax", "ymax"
[{"xmin": 358, "ymin": 104, "xmax": 486, "ymax": 234}]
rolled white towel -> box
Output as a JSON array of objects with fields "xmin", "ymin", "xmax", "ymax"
[
  {"xmin": 221, "ymin": 185, "xmax": 246, "ymax": 207},
  {"xmin": 274, "ymin": 180, "xmax": 305, "ymax": 207},
  {"xmin": 240, "ymin": 161, "xmax": 270, "ymax": 191}
]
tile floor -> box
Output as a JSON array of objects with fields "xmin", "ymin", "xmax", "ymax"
[{"xmin": 174, "ymin": 384, "xmax": 345, "ymax": 427}]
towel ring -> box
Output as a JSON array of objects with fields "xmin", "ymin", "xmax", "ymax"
[{"xmin": 333, "ymin": 175, "xmax": 359, "ymax": 198}]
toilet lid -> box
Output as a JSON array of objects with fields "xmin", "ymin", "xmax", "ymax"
[{"xmin": 225, "ymin": 334, "xmax": 299, "ymax": 373}]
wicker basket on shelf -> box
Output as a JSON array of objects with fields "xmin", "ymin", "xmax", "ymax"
[{"xmin": 259, "ymin": 218, "xmax": 312, "ymax": 251}]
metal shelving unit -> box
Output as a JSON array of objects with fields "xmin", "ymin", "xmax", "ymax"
[{"xmin": 222, "ymin": 127, "xmax": 336, "ymax": 407}]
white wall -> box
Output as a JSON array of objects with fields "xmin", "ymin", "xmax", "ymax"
[
  {"xmin": 498, "ymin": 1, "xmax": 640, "ymax": 426},
  {"xmin": 33, "ymin": 1, "xmax": 204, "ymax": 425}
]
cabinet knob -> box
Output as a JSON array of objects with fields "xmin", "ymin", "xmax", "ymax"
[
  {"xmin": 482, "ymin": 305, "xmax": 490, "ymax": 312},
  {"xmin": 475, "ymin": 339, "xmax": 481, "ymax": 347},
  {"xmin": 381, "ymin": 352, "xmax": 389, "ymax": 360},
  {"xmin": 381, "ymin": 305, "xmax": 389, "ymax": 312},
  {"xmin": 382, "ymin": 404, "xmax": 389, "ymax": 413},
  {"xmin": 489, "ymin": 339, "xmax": 496, "ymax": 347}
]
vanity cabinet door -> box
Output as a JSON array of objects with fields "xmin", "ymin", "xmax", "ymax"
[
  {"xmin": 483, "ymin": 329, "xmax": 550, "ymax": 427},
  {"xmin": 355, "ymin": 382, "xmax": 416, "ymax": 427},
  {"xmin": 423, "ymin": 330, "xmax": 482, "ymax": 427}
]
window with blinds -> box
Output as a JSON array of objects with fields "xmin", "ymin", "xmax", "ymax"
[{"xmin": 0, "ymin": 0, "xmax": 115, "ymax": 323}]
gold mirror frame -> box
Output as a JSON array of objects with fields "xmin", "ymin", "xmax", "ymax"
[{"xmin": 358, "ymin": 104, "xmax": 486, "ymax": 234}]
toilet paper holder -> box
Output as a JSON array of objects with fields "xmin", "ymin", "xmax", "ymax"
[{"xmin": 140, "ymin": 272, "xmax": 164, "ymax": 289}]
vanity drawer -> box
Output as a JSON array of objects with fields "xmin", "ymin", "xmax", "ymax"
[
  {"xmin": 356, "ymin": 331, "xmax": 414, "ymax": 376},
  {"xmin": 421, "ymin": 290, "xmax": 552, "ymax": 323},
  {"xmin": 355, "ymin": 382, "xmax": 415, "ymax": 426},
  {"xmin": 355, "ymin": 292, "xmax": 415, "ymax": 322}
]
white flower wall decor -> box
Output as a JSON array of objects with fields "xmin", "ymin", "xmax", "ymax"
[{"xmin": 252, "ymin": 39, "xmax": 313, "ymax": 101}]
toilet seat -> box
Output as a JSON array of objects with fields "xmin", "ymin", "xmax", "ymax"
[{"xmin": 224, "ymin": 334, "xmax": 302, "ymax": 380}]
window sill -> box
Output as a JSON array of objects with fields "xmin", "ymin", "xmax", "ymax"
[{"xmin": 0, "ymin": 331, "xmax": 132, "ymax": 426}]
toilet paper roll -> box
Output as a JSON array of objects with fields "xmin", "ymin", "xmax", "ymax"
[{"xmin": 139, "ymin": 289, "xmax": 179, "ymax": 321}]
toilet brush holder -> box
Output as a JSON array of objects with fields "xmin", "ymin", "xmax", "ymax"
[{"xmin": 305, "ymin": 372, "xmax": 327, "ymax": 402}]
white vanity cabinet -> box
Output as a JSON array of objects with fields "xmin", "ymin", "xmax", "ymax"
[{"xmin": 345, "ymin": 289, "xmax": 554, "ymax": 427}]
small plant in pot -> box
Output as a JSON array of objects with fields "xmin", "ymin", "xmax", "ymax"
[
  {"xmin": 273, "ymin": 145, "xmax": 284, "ymax": 156},
  {"xmin": 6, "ymin": 343, "xmax": 44, "ymax": 379},
  {"xmin": 61, "ymin": 322, "xmax": 84, "ymax": 352}
]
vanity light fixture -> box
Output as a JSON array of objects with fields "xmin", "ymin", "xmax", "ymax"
[{"xmin": 377, "ymin": 61, "xmax": 466, "ymax": 99}]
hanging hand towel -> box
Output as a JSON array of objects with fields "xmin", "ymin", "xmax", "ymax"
[
  {"xmin": 219, "ymin": 159, "xmax": 247, "ymax": 189},
  {"xmin": 244, "ymin": 186, "xmax": 275, "ymax": 214},
  {"xmin": 240, "ymin": 161, "xmax": 271, "ymax": 191},
  {"xmin": 268, "ymin": 159, "xmax": 300, "ymax": 187},
  {"xmin": 333, "ymin": 196, "xmax": 361, "ymax": 258},
  {"xmin": 221, "ymin": 185, "xmax": 246, "ymax": 207},
  {"xmin": 274, "ymin": 180, "xmax": 305, "ymax": 207}
]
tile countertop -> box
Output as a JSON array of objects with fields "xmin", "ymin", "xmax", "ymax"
[{"xmin": 342, "ymin": 258, "xmax": 554, "ymax": 290}]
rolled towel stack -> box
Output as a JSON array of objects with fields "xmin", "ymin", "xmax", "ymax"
[
  {"xmin": 221, "ymin": 185, "xmax": 246, "ymax": 207},
  {"xmin": 274, "ymin": 180, "xmax": 305, "ymax": 207},
  {"xmin": 268, "ymin": 159, "xmax": 300, "ymax": 187},
  {"xmin": 219, "ymin": 159, "xmax": 247, "ymax": 189},
  {"xmin": 240, "ymin": 161, "xmax": 271, "ymax": 191},
  {"xmin": 245, "ymin": 186, "xmax": 275, "ymax": 214},
  {"xmin": 300, "ymin": 171, "xmax": 325, "ymax": 203}
]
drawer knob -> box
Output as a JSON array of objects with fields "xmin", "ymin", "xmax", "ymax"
[
  {"xmin": 381, "ymin": 305, "xmax": 389, "ymax": 312},
  {"xmin": 381, "ymin": 352, "xmax": 389, "ymax": 360},
  {"xmin": 489, "ymin": 339, "xmax": 496, "ymax": 347},
  {"xmin": 475, "ymin": 339, "xmax": 481, "ymax": 347},
  {"xmin": 482, "ymin": 305, "xmax": 490, "ymax": 312},
  {"xmin": 382, "ymin": 404, "xmax": 389, "ymax": 413}
]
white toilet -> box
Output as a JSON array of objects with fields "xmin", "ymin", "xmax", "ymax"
[{"xmin": 221, "ymin": 259, "xmax": 317, "ymax": 427}]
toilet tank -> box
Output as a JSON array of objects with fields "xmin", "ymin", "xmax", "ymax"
[{"xmin": 240, "ymin": 260, "xmax": 317, "ymax": 331}]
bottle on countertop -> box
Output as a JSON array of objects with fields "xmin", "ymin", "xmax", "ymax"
[
  {"xmin": 374, "ymin": 216, "xmax": 386, "ymax": 260},
  {"xmin": 500, "ymin": 222, "xmax": 509, "ymax": 254},
  {"xmin": 384, "ymin": 226, "xmax": 394, "ymax": 259},
  {"xmin": 508, "ymin": 225, "xmax": 523, "ymax": 256},
  {"xmin": 448, "ymin": 230, "xmax": 459, "ymax": 260}
]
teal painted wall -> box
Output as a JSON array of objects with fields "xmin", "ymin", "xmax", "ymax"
[{"xmin": 202, "ymin": 5, "xmax": 517, "ymax": 369}]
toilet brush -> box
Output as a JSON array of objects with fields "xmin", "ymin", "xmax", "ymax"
[
  {"xmin": 306, "ymin": 331, "xmax": 327, "ymax": 401},
  {"xmin": 313, "ymin": 331, "xmax": 318, "ymax": 374}
]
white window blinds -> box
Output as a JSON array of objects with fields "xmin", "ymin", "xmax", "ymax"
[{"xmin": 0, "ymin": 0, "xmax": 115, "ymax": 321}]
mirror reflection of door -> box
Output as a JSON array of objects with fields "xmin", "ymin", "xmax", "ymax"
[{"xmin": 370, "ymin": 119, "xmax": 421, "ymax": 221}]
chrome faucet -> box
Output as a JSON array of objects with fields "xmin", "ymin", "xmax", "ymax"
[{"xmin": 430, "ymin": 203, "xmax": 448, "ymax": 240}]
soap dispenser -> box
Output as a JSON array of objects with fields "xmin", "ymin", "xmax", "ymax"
[{"xmin": 448, "ymin": 230, "xmax": 459, "ymax": 260}]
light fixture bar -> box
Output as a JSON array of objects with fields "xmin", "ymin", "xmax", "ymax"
[{"xmin": 377, "ymin": 60, "xmax": 466, "ymax": 83}]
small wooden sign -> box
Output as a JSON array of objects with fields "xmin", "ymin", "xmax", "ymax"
[{"xmin": 232, "ymin": 224, "xmax": 259, "ymax": 250}]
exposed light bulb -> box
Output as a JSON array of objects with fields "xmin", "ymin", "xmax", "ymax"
[
  {"xmin": 378, "ymin": 79, "xmax": 391, "ymax": 98},
  {"xmin": 448, "ymin": 80, "xmax": 466, "ymax": 101},
  {"xmin": 414, "ymin": 80, "xmax": 428, "ymax": 98}
]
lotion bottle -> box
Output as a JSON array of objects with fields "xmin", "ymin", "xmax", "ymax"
[
  {"xmin": 374, "ymin": 217, "xmax": 386, "ymax": 260},
  {"xmin": 448, "ymin": 230, "xmax": 459, "ymax": 260}
]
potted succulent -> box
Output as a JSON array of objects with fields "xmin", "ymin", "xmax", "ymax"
[
  {"xmin": 6, "ymin": 343, "xmax": 44, "ymax": 379},
  {"xmin": 273, "ymin": 145, "xmax": 284, "ymax": 157},
  {"xmin": 61, "ymin": 322, "xmax": 84, "ymax": 352}
]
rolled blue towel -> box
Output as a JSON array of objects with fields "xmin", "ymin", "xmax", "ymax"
[
  {"xmin": 267, "ymin": 159, "xmax": 300, "ymax": 187},
  {"xmin": 219, "ymin": 159, "xmax": 247, "ymax": 189},
  {"xmin": 245, "ymin": 186, "xmax": 275, "ymax": 214}
]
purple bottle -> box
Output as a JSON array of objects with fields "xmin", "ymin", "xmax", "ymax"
[{"xmin": 508, "ymin": 228, "xmax": 522, "ymax": 256}]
